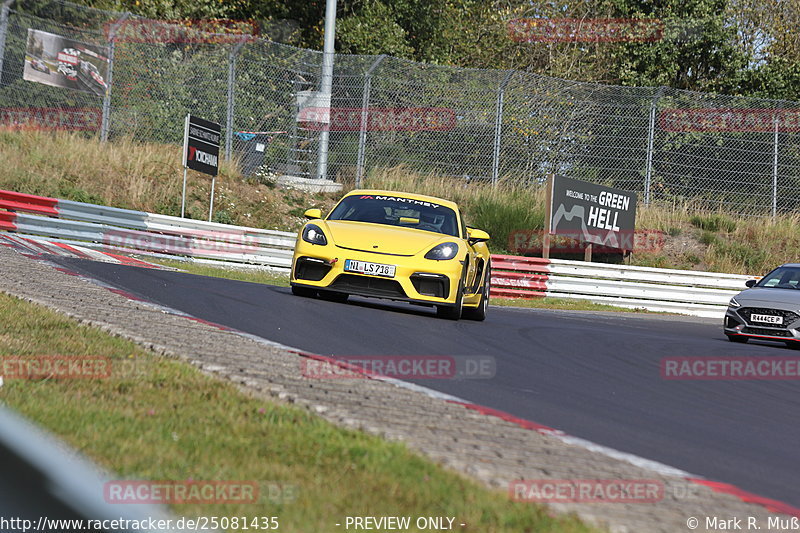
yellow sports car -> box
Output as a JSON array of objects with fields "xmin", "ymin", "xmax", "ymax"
[{"xmin": 290, "ymin": 189, "xmax": 491, "ymax": 320}]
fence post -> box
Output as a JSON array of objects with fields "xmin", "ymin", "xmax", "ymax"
[
  {"xmin": 644, "ymin": 86, "xmax": 664, "ymax": 205},
  {"xmin": 355, "ymin": 54, "xmax": 385, "ymax": 188},
  {"xmin": 315, "ymin": 0, "xmax": 337, "ymax": 180},
  {"xmin": 100, "ymin": 12, "xmax": 130, "ymax": 142},
  {"xmin": 225, "ymin": 37, "xmax": 248, "ymax": 162},
  {"xmin": 492, "ymin": 70, "xmax": 515, "ymax": 186},
  {"xmin": 0, "ymin": 0, "xmax": 14, "ymax": 88},
  {"xmin": 773, "ymin": 114, "xmax": 779, "ymax": 219}
]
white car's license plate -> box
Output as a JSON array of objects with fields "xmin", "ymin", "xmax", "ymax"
[
  {"xmin": 751, "ymin": 313, "xmax": 783, "ymax": 325},
  {"xmin": 344, "ymin": 259, "xmax": 396, "ymax": 278}
]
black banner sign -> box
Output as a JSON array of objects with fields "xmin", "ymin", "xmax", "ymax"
[
  {"xmin": 549, "ymin": 175, "xmax": 637, "ymax": 251},
  {"xmin": 183, "ymin": 114, "xmax": 221, "ymax": 176}
]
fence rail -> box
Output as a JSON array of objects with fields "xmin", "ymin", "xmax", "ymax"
[
  {"xmin": 0, "ymin": 189, "xmax": 295, "ymax": 268},
  {"xmin": 1, "ymin": 0, "xmax": 800, "ymax": 216},
  {"xmin": 491, "ymin": 255, "xmax": 753, "ymax": 318}
]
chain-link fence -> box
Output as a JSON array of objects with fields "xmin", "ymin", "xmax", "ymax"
[{"xmin": 1, "ymin": 0, "xmax": 800, "ymax": 216}]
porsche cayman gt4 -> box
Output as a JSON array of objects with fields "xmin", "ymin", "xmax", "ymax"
[{"xmin": 290, "ymin": 190, "xmax": 491, "ymax": 320}]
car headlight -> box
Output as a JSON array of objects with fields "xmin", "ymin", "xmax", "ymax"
[
  {"xmin": 425, "ymin": 242, "xmax": 459, "ymax": 260},
  {"xmin": 729, "ymin": 296, "xmax": 741, "ymax": 308},
  {"xmin": 302, "ymin": 224, "xmax": 327, "ymax": 245}
]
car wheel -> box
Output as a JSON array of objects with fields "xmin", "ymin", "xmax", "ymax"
[
  {"xmin": 318, "ymin": 290, "xmax": 348, "ymax": 303},
  {"xmin": 462, "ymin": 263, "xmax": 490, "ymax": 322},
  {"xmin": 726, "ymin": 334, "xmax": 748, "ymax": 343},
  {"xmin": 437, "ymin": 276, "xmax": 464, "ymax": 320},
  {"xmin": 291, "ymin": 285, "xmax": 317, "ymax": 298}
]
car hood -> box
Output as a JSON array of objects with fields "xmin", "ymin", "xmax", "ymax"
[
  {"xmin": 734, "ymin": 287, "xmax": 800, "ymax": 309},
  {"xmin": 324, "ymin": 220, "xmax": 449, "ymax": 256}
]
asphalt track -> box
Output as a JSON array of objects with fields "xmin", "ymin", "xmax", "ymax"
[{"xmin": 55, "ymin": 257, "xmax": 800, "ymax": 508}]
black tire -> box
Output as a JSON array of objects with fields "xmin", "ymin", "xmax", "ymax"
[
  {"xmin": 319, "ymin": 290, "xmax": 348, "ymax": 303},
  {"xmin": 291, "ymin": 285, "xmax": 317, "ymax": 298},
  {"xmin": 462, "ymin": 263, "xmax": 490, "ymax": 322},
  {"xmin": 726, "ymin": 334, "xmax": 748, "ymax": 343},
  {"xmin": 437, "ymin": 277, "xmax": 464, "ymax": 320}
]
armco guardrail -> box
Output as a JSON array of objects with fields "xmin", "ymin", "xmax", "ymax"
[
  {"xmin": 0, "ymin": 189, "xmax": 295, "ymax": 269},
  {"xmin": 490, "ymin": 255, "xmax": 754, "ymax": 318},
  {"xmin": 1, "ymin": 189, "xmax": 752, "ymax": 317}
]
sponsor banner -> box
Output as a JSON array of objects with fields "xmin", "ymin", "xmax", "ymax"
[
  {"xmin": 102, "ymin": 228, "xmax": 260, "ymax": 256},
  {"xmin": 301, "ymin": 355, "xmax": 496, "ymax": 380},
  {"xmin": 106, "ymin": 18, "xmax": 259, "ymax": 44},
  {"xmin": 549, "ymin": 175, "xmax": 638, "ymax": 251},
  {"xmin": 509, "ymin": 479, "xmax": 665, "ymax": 503},
  {"xmin": 659, "ymin": 108, "xmax": 800, "ymax": 133},
  {"xmin": 661, "ymin": 357, "xmax": 800, "ymax": 380},
  {"xmin": 509, "ymin": 229, "xmax": 664, "ymax": 255},
  {"xmin": 0, "ymin": 356, "xmax": 111, "ymax": 379},
  {"xmin": 0, "ymin": 107, "xmax": 101, "ymax": 131},
  {"xmin": 23, "ymin": 29, "xmax": 109, "ymax": 97},
  {"xmin": 104, "ymin": 481, "xmax": 259, "ymax": 504},
  {"xmin": 508, "ymin": 18, "xmax": 663, "ymax": 43},
  {"xmin": 183, "ymin": 115, "xmax": 221, "ymax": 176},
  {"xmin": 297, "ymin": 107, "xmax": 457, "ymax": 132}
]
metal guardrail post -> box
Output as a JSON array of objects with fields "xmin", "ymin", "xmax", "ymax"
[
  {"xmin": 100, "ymin": 12, "xmax": 130, "ymax": 142},
  {"xmin": 492, "ymin": 70, "xmax": 515, "ymax": 186},
  {"xmin": 355, "ymin": 54, "xmax": 385, "ymax": 188},
  {"xmin": 644, "ymin": 86, "xmax": 664, "ymax": 205},
  {"xmin": 225, "ymin": 37, "xmax": 248, "ymax": 162},
  {"xmin": 0, "ymin": 0, "xmax": 14, "ymax": 88}
]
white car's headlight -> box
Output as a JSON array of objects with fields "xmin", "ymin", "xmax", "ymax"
[
  {"xmin": 302, "ymin": 224, "xmax": 327, "ymax": 245},
  {"xmin": 729, "ymin": 296, "xmax": 741, "ymax": 308},
  {"xmin": 425, "ymin": 242, "xmax": 459, "ymax": 260}
]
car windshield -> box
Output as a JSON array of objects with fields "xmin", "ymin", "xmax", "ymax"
[
  {"xmin": 756, "ymin": 266, "xmax": 800, "ymax": 289},
  {"xmin": 327, "ymin": 194, "xmax": 460, "ymax": 237}
]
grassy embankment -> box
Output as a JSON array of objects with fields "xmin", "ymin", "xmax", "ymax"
[
  {"xmin": 0, "ymin": 292, "xmax": 595, "ymax": 532},
  {"xmin": 1, "ymin": 128, "xmax": 796, "ymax": 277}
]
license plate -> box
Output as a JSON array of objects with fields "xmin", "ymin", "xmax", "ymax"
[
  {"xmin": 751, "ymin": 314, "xmax": 783, "ymax": 325},
  {"xmin": 344, "ymin": 259, "xmax": 396, "ymax": 278}
]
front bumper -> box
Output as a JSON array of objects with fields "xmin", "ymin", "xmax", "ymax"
[
  {"xmin": 723, "ymin": 306, "xmax": 800, "ymax": 342},
  {"xmin": 291, "ymin": 243, "xmax": 464, "ymax": 306}
]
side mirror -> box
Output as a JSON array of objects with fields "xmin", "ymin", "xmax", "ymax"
[
  {"xmin": 304, "ymin": 208, "xmax": 322, "ymax": 220},
  {"xmin": 467, "ymin": 228, "xmax": 490, "ymax": 244},
  {"xmin": 745, "ymin": 279, "xmax": 757, "ymax": 288}
]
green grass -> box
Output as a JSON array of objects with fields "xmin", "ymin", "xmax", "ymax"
[
  {"xmin": 146, "ymin": 258, "xmax": 291, "ymax": 286},
  {"xmin": 689, "ymin": 214, "xmax": 737, "ymax": 233},
  {"xmin": 0, "ymin": 292, "xmax": 594, "ymax": 532},
  {"xmin": 490, "ymin": 296, "xmax": 649, "ymax": 313}
]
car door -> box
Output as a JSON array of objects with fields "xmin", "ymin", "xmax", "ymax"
[{"xmin": 459, "ymin": 212, "xmax": 480, "ymax": 293}]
